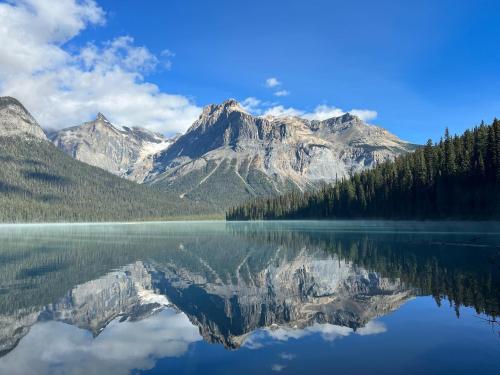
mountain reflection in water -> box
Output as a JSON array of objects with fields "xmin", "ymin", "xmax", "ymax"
[{"xmin": 0, "ymin": 221, "xmax": 498, "ymax": 374}]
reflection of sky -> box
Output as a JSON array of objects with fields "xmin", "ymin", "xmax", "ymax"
[
  {"xmin": 249, "ymin": 322, "xmax": 387, "ymax": 373},
  {"xmin": 244, "ymin": 320, "xmax": 387, "ymax": 350},
  {"xmin": 0, "ymin": 298, "xmax": 499, "ymax": 375},
  {"xmin": 0, "ymin": 306, "xmax": 388, "ymax": 374},
  {"xmin": 0, "ymin": 309, "xmax": 201, "ymax": 375}
]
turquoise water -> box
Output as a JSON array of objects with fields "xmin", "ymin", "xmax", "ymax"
[{"xmin": 0, "ymin": 221, "xmax": 498, "ymax": 374}]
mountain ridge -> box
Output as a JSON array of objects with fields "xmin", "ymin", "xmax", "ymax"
[
  {"xmin": 146, "ymin": 99, "xmax": 416, "ymax": 209},
  {"xmin": 50, "ymin": 113, "xmax": 174, "ymax": 182},
  {"xmin": 0, "ymin": 96, "xmax": 417, "ymax": 215},
  {"xmin": 227, "ymin": 119, "xmax": 500, "ymax": 220},
  {"xmin": 0, "ymin": 96, "xmax": 215, "ymax": 222}
]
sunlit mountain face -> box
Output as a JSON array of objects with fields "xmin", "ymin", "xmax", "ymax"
[{"xmin": 0, "ymin": 222, "xmax": 498, "ymax": 374}]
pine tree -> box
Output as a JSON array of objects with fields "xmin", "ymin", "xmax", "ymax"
[
  {"xmin": 444, "ymin": 128, "xmax": 457, "ymax": 176},
  {"xmin": 227, "ymin": 120, "xmax": 500, "ymax": 221}
]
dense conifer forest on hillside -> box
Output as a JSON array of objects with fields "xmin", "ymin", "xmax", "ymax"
[
  {"xmin": 0, "ymin": 137, "xmax": 213, "ymax": 222},
  {"xmin": 227, "ymin": 120, "xmax": 500, "ymax": 220}
]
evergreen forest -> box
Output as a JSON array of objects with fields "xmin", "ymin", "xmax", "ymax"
[{"xmin": 227, "ymin": 120, "xmax": 500, "ymax": 220}]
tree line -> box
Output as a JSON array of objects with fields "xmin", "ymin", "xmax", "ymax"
[{"xmin": 227, "ymin": 119, "xmax": 500, "ymax": 220}]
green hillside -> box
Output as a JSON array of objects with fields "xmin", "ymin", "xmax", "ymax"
[{"xmin": 0, "ymin": 136, "xmax": 215, "ymax": 222}]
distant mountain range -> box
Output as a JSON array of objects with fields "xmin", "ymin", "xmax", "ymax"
[
  {"xmin": 0, "ymin": 95, "xmax": 417, "ymax": 219},
  {"xmin": 0, "ymin": 97, "xmax": 211, "ymax": 222},
  {"xmin": 48, "ymin": 98, "xmax": 416, "ymax": 209}
]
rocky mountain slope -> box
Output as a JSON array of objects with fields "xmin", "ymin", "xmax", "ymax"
[
  {"xmin": 0, "ymin": 97, "xmax": 47, "ymax": 140},
  {"xmin": 50, "ymin": 113, "xmax": 174, "ymax": 182},
  {"xmin": 46, "ymin": 99, "xmax": 415, "ymax": 210},
  {"xmin": 0, "ymin": 96, "xmax": 211, "ymax": 222},
  {"xmin": 146, "ymin": 99, "xmax": 416, "ymax": 208},
  {"xmin": 1, "ymin": 96, "xmax": 416, "ymax": 214}
]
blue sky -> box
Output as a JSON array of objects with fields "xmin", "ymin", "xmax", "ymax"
[{"xmin": 1, "ymin": 0, "xmax": 499, "ymax": 142}]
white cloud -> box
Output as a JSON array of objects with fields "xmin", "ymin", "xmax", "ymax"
[
  {"xmin": 260, "ymin": 103, "xmax": 378, "ymax": 122},
  {"xmin": 243, "ymin": 320, "xmax": 387, "ymax": 349},
  {"xmin": 79, "ymin": 36, "xmax": 159, "ymax": 74},
  {"xmin": 265, "ymin": 77, "xmax": 281, "ymax": 88},
  {"xmin": 161, "ymin": 49, "xmax": 176, "ymax": 70},
  {"xmin": 265, "ymin": 323, "xmax": 353, "ymax": 342},
  {"xmin": 0, "ymin": 0, "xmax": 201, "ymax": 134},
  {"xmin": 0, "ymin": 310, "xmax": 202, "ymax": 375},
  {"xmin": 356, "ymin": 321, "xmax": 387, "ymax": 336},
  {"xmin": 302, "ymin": 104, "xmax": 345, "ymax": 120},
  {"xmin": 350, "ymin": 108, "xmax": 378, "ymax": 121},
  {"xmin": 0, "ymin": 1, "xmax": 377, "ymax": 134},
  {"xmin": 0, "ymin": 0, "xmax": 105, "ymax": 76},
  {"xmin": 263, "ymin": 105, "xmax": 304, "ymax": 118},
  {"xmin": 303, "ymin": 105, "xmax": 378, "ymax": 122},
  {"xmin": 298, "ymin": 323, "xmax": 353, "ymax": 342},
  {"xmin": 271, "ymin": 364, "xmax": 287, "ymax": 372},
  {"xmin": 280, "ymin": 352, "xmax": 296, "ymax": 360},
  {"xmin": 274, "ymin": 90, "xmax": 290, "ymax": 97},
  {"xmin": 241, "ymin": 97, "xmax": 262, "ymax": 114},
  {"xmin": 161, "ymin": 49, "xmax": 175, "ymax": 57},
  {"xmin": 270, "ymin": 352, "xmax": 295, "ymax": 373}
]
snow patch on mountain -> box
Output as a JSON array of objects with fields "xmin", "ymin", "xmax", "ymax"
[{"xmin": 50, "ymin": 114, "xmax": 174, "ymax": 181}]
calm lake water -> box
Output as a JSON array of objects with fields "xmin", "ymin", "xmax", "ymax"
[{"xmin": 0, "ymin": 221, "xmax": 498, "ymax": 375}]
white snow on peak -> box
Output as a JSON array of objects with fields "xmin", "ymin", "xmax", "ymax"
[
  {"xmin": 136, "ymin": 285, "xmax": 170, "ymax": 306},
  {"xmin": 139, "ymin": 139, "xmax": 173, "ymax": 159}
]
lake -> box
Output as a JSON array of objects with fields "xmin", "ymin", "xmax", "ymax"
[{"xmin": 0, "ymin": 221, "xmax": 498, "ymax": 375}]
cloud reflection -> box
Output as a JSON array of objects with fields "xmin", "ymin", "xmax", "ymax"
[
  {"xmin": 0, "ymin": 309, "xmax": 201, "ymax": 375},
  {"xmin": 244, "ymin": 320, "xmax": 387, "ymax": 349}
]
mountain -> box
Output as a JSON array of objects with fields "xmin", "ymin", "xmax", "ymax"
[
  {"xmin": 146, "ymin": 99, "xmax": 416, "ymax": 209},
  {"xmin": 227, "ymin": 120, "xmax": 500, "ymax": 220},
  {"xmin": 0, "ymin": 96, "xmax": 211, "ymax": 222},
  {"xmin": 0, "ymin": 97, "xmax": 47, "ymax": 140},
  {"xmin": 50, "ymin": 113, "xmax": 174, "ymax": 182},
  {"xmin": 1, "ymin": 96, "xmax": 416, "ymax": 218}
]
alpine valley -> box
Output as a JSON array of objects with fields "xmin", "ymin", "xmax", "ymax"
[{"xmin": 1, "ymin": 96, "xmax": 415, "ymax": 221}]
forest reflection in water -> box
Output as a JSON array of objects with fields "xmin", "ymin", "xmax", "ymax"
[{"xmin": 0, "ymin": 221, "xmax": 498, "ymax": 374}]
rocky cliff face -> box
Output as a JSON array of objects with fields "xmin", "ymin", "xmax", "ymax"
[
  {"xmin": 147, "ymin": 99, "xmax": 416, "ymax": 207},
  {"xmin": 50, "ymin": 114, "xmax": 173, "ymax": 181},
  {"xmin": 0, "ymin": 97, "xmax": 47, "ymax": 140}
]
